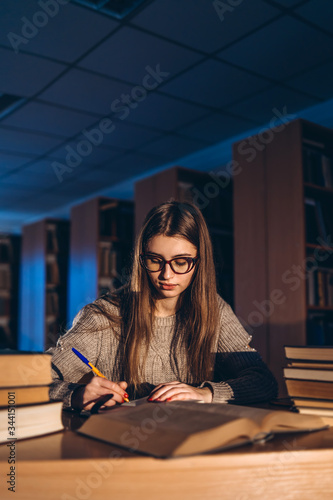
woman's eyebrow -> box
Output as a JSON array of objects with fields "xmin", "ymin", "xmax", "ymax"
[{"xmin": 146, "ymin": 252, "xmax": 193, "ymax": 258}]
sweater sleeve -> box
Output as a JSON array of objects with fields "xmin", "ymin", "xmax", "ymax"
[
  {"xmin": 199, "ymin": 298, "xmax": 278, "ymax": 404},
  {"xmin": 46, "ymin": 305, "xmax": 106, "ymax": 409}
]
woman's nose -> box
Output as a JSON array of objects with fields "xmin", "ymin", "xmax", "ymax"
[{"xmin": 160, "ymin": 262, "xmax": 174, "ymax": 279}]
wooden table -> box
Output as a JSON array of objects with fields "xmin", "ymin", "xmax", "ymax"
[{"xmin": 1, "ymin": 410, "xmax": 333, "ymax": 500}]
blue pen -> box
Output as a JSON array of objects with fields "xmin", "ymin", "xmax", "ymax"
[{"xmin": 72, "ymin": 347, "xmax": 129, "ymax": 402}]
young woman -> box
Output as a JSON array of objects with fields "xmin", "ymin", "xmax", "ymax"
[{"xmin": 49, "ymin": 201, "xmax": 278, "ymax": 411}]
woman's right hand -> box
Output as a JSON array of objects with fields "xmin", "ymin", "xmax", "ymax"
[{"xmin": 72, "ymin": 377, "xmax": 128, "ymax": 410}]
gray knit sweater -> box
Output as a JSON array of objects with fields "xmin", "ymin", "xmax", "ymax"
[{"xmin": 48, "ymin": 295, "xmax": 278, "ymax": 409}]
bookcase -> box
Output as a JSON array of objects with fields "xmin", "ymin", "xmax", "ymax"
[
  {"xmin": 0, "ymin": 235, "xmax": 20, "ymax": 349},
  {"xmin": 135, "ymin": 166, "xmax": 234, "ymax": 306},
  {"xmin": 68, "ymin": 197, "xmax": 134, "ymax": 323},
  {"xmin": 232, "ymin": 118, "xmax": 333, "ymax": 396},
  {"xmin": 19, "ymin": 220, "xmax": 69, "ymax": 351}
]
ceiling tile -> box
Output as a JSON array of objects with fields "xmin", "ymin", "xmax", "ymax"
[
  {"xmin": 0, "ymin": 1, "xmax": 118, "ymax": 62},
  {"xmin": 126, "ymin": 93, "xmax": 208, "ymax": 131},
  {"xmin": 139, "ymin": 135, "xmax": 209, "ymax": 160},
  {"xmin": 100, "ymin": 121, "xmax": 161, "ymax": 149},
  {"xmin": 269, "ymin": 0, "xmax": 305, "ymax": 6},
  {"xmin": 99, "ymin": 152, "xmax": 165, "ymax": 176},
  {"xmin": 162, "ymin": 59, "xmax": 269, "ymax": 108},
  {"xmin": 0, "ymin": 127, "xmax": 62, "ymax": 155},
  {"xmin": 0, "ymin": 47, "xmax": 66, "ymax": 97},
  {"xmin": 132, "ymin": 0, "xmax": 280, "ymax": 53},
  {"xmin": 0, "ymin": 152, "xmax": 36, "ymax": 173},
  {"xmin": 225, "ymin": 85, "xmax": 319, "ymax": 123},
  {"xmin": 296, "ymin": 0, "xmax": 333, "ymax": 35},
  {"xmin": 50, "ymin": 141, "xmax": 124, "ymax": 181},
  {"xmin": 0, "ymin": 186, "xmax": 39, "ymax": 209},
  {"xmin": 40, "ymin": 68, "xmax": 134, "ymax": 115},
  {"xmin": 218, "ymin": 16, "xmax": 333, "ymax": 81},
  {"xmin": 79, "ymin": 26, "xmax": 203, "ymax": 84},
  {"xmin": 287, "ymin": 61, "xmax": 333, "ymax": 101},
  {"xmin": 1, "ymin": 160, "xmax": 61, "ymax": 190},
  {"xmin": 2, "ymin": 101, "xmax": 98, "ymax": 137},
  {"xmin": 178, "ymin": 113, "xmax": 257, "ymax": 143}
]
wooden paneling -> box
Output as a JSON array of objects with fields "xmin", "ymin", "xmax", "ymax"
[{"xmin": 233, "ymin": 139, "xmax": 268, "ymax": 361}]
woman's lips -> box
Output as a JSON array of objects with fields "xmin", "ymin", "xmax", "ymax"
[{"xmin": 159, "ymin": 283, "xmax": 177, "ymax": 289}]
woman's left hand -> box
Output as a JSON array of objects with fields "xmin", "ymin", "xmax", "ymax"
[{"xmin": 147, "ymin": 381, "xmax": 213, "ymax": 403}]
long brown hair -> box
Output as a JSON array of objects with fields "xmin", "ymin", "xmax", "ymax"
[{"xmin": 94, "ymin": 201, "xmax": 219, "ymax": 390}]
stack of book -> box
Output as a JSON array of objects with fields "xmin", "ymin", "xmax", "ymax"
[
  {"xmin": 284, "ymin": 345, "xmax": 333, "ymax": 423},
  {"xmin": 0, "ymin": 351, "xmax": 63, "ymax": 442}
]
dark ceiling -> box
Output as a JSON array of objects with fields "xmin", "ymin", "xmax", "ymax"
[{"xmin": 1, "ymin": 0, "xmax": 333, "ymax": 233}]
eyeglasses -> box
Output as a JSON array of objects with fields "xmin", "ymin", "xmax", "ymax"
[{"xmin": 139, "ymin": 254, "xmax": 199, "ymax": 274}]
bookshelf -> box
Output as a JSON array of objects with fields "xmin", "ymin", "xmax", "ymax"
[
  {"xmin": 68, "ymin": 197, "xmax": 134, "ymax": 323},
  {"xmin": 19, "ymin": 220, "xmax": 69, "ymax": 351},
  {"xmin": 232, "ymin": 118, "xmax": 333, "ymax": 396},
  {"xmin": 0, "ymin": 235, "xmax": 20, "ymax": 349},
  {"xmin": 135, "ymin": 166, "xmax": 234, "ymax": 306}
]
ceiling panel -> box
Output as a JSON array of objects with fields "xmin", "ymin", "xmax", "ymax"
[
  {"xmin": 99, "ymin": 121, "xmax": 161, "ymax": 149},
  {"xmin": 269, "ymin": 0, "xmax": 306, "ymax": 6},
  {"xmin": 0, "ymin": 127, "xmax": 63, "ymax": 155},
  {"xmin": 50, "ymin": 143, "xmax": 124, "ymax": 182},
  {"xmin": 132, "ymin": 0, "xmax": 280, "ymax": 53},
  {"xmin": 0, "ymin": 152, "xmax": 36, "ymax": 173},
  {"xmin": 79, "ymin": 26, "xmax": 203, "ymax": 84},
  {"xmin": 2, "ymin": 101, "xmax": 99, "ymax": 137},
  {"xmin": 161, "ymin": 59, "xmax": 270, "ymax": 108},
  {"xmin": 178, "ymin": 113, "xmax": 256, "ymax": 144},
  {"xmin": 0, "ymin": 0, "xmax": 118, "ymax": 62},
  {"xmin": 125, "ymin": 93, "xmax": 208, "ymax": 131},
  {"xmin": 296, "ymin": 0, "xmax": 333, "ymax": 35},
  {"xmin": 0, "ymin": 0, "xmax": 332, "ymax": 232},
  {"xmin": 1, "ymin": 160, "xmax": 62, "ymax": 189},
  {"xmin": 99, "ymin": 152, "xmax": 167, "ymax": 176},
  {"xmin": 287, "ymin": 60, "xmax": 333, "ymax": 100},
  {"xmin": 225, "ymin": 85, "xmax": 319, "ymax": 123},
  {"xmin": 0, "ymin": 47, "xmax": 66, "ymax": 97},
  {"xmin": 139, "ymin": 135, "xmax": 209, "ymax": 160},
  {"xmin": 39, "ymin": 68, "xmax": 134, "ymax": 115},
  {"xmin": 218, "ymin": 16, "xmax": 333, "ymax": 81}
]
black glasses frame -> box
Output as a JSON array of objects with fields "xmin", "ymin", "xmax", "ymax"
[{"xmin": 139, "ymin": 254, "xmax": 199, "ymax": 275}]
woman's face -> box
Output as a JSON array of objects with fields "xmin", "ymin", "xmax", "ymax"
[{"xmin": 144, "ymin": 235, "xmax": 198, "ymax": 301}]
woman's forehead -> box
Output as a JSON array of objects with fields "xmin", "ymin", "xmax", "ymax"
[{"xmin": 146, "ymin": 235, "xmax": 197, "ymax": 254}]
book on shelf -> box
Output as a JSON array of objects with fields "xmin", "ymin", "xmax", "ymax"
[
  {"xmin": 98, "ymin": 242, "xmax": 118, "ymax": 278},
  {"xmin": 46, "ymin": 257, "xmax": 60, "ymax": 285},
  {"xmin": 46, "ymin": 224, "xmax": 59, "ymax": 253},
  {"xmin": 304, "ymin": 198, "xmax": 328, "ymax": 244},
  {"xmin": 307, "ymin": 270, "xmax": 333, "ymax": 308},
  {"xmin": 0, "ymin": 265, "xmax": 11, "ymax": 290},
  {"xmin": 77, "ymin": 399, "xmax": 327, "ymax": 458},
  {"xmin": 303, "ymin": 146, "xmax": 333, "ymax": 189},
  {"xmin": 0, "ymin": 239, "xmax": 11, "ymax": 263}
]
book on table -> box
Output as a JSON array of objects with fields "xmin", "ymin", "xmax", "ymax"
[
  {"xmin": 284, "ymin": 345, "xmax": 333, "ymax": 420},
  {"xmin": 77, "ymin": 399, "xmax": 328, "ymax": 458},
  {"xmin": 0, "ymin": 401, "xmax": 63, "ymax": 443},
  {"xmin": 0, "ymin": 351, "xmax": 52, "ymax": 387},
  {"xmin": 0, "ymin": 351, "xmax": 64, "ymax": 443}
]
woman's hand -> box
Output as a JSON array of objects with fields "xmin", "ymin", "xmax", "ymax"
[
  {"xmin": 72, "ymin": 377, "xmax": 128, "ymax": 410},
  {"xmin": 147, "ymin": 381, "xmax": 213, "ymax": 403}
]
